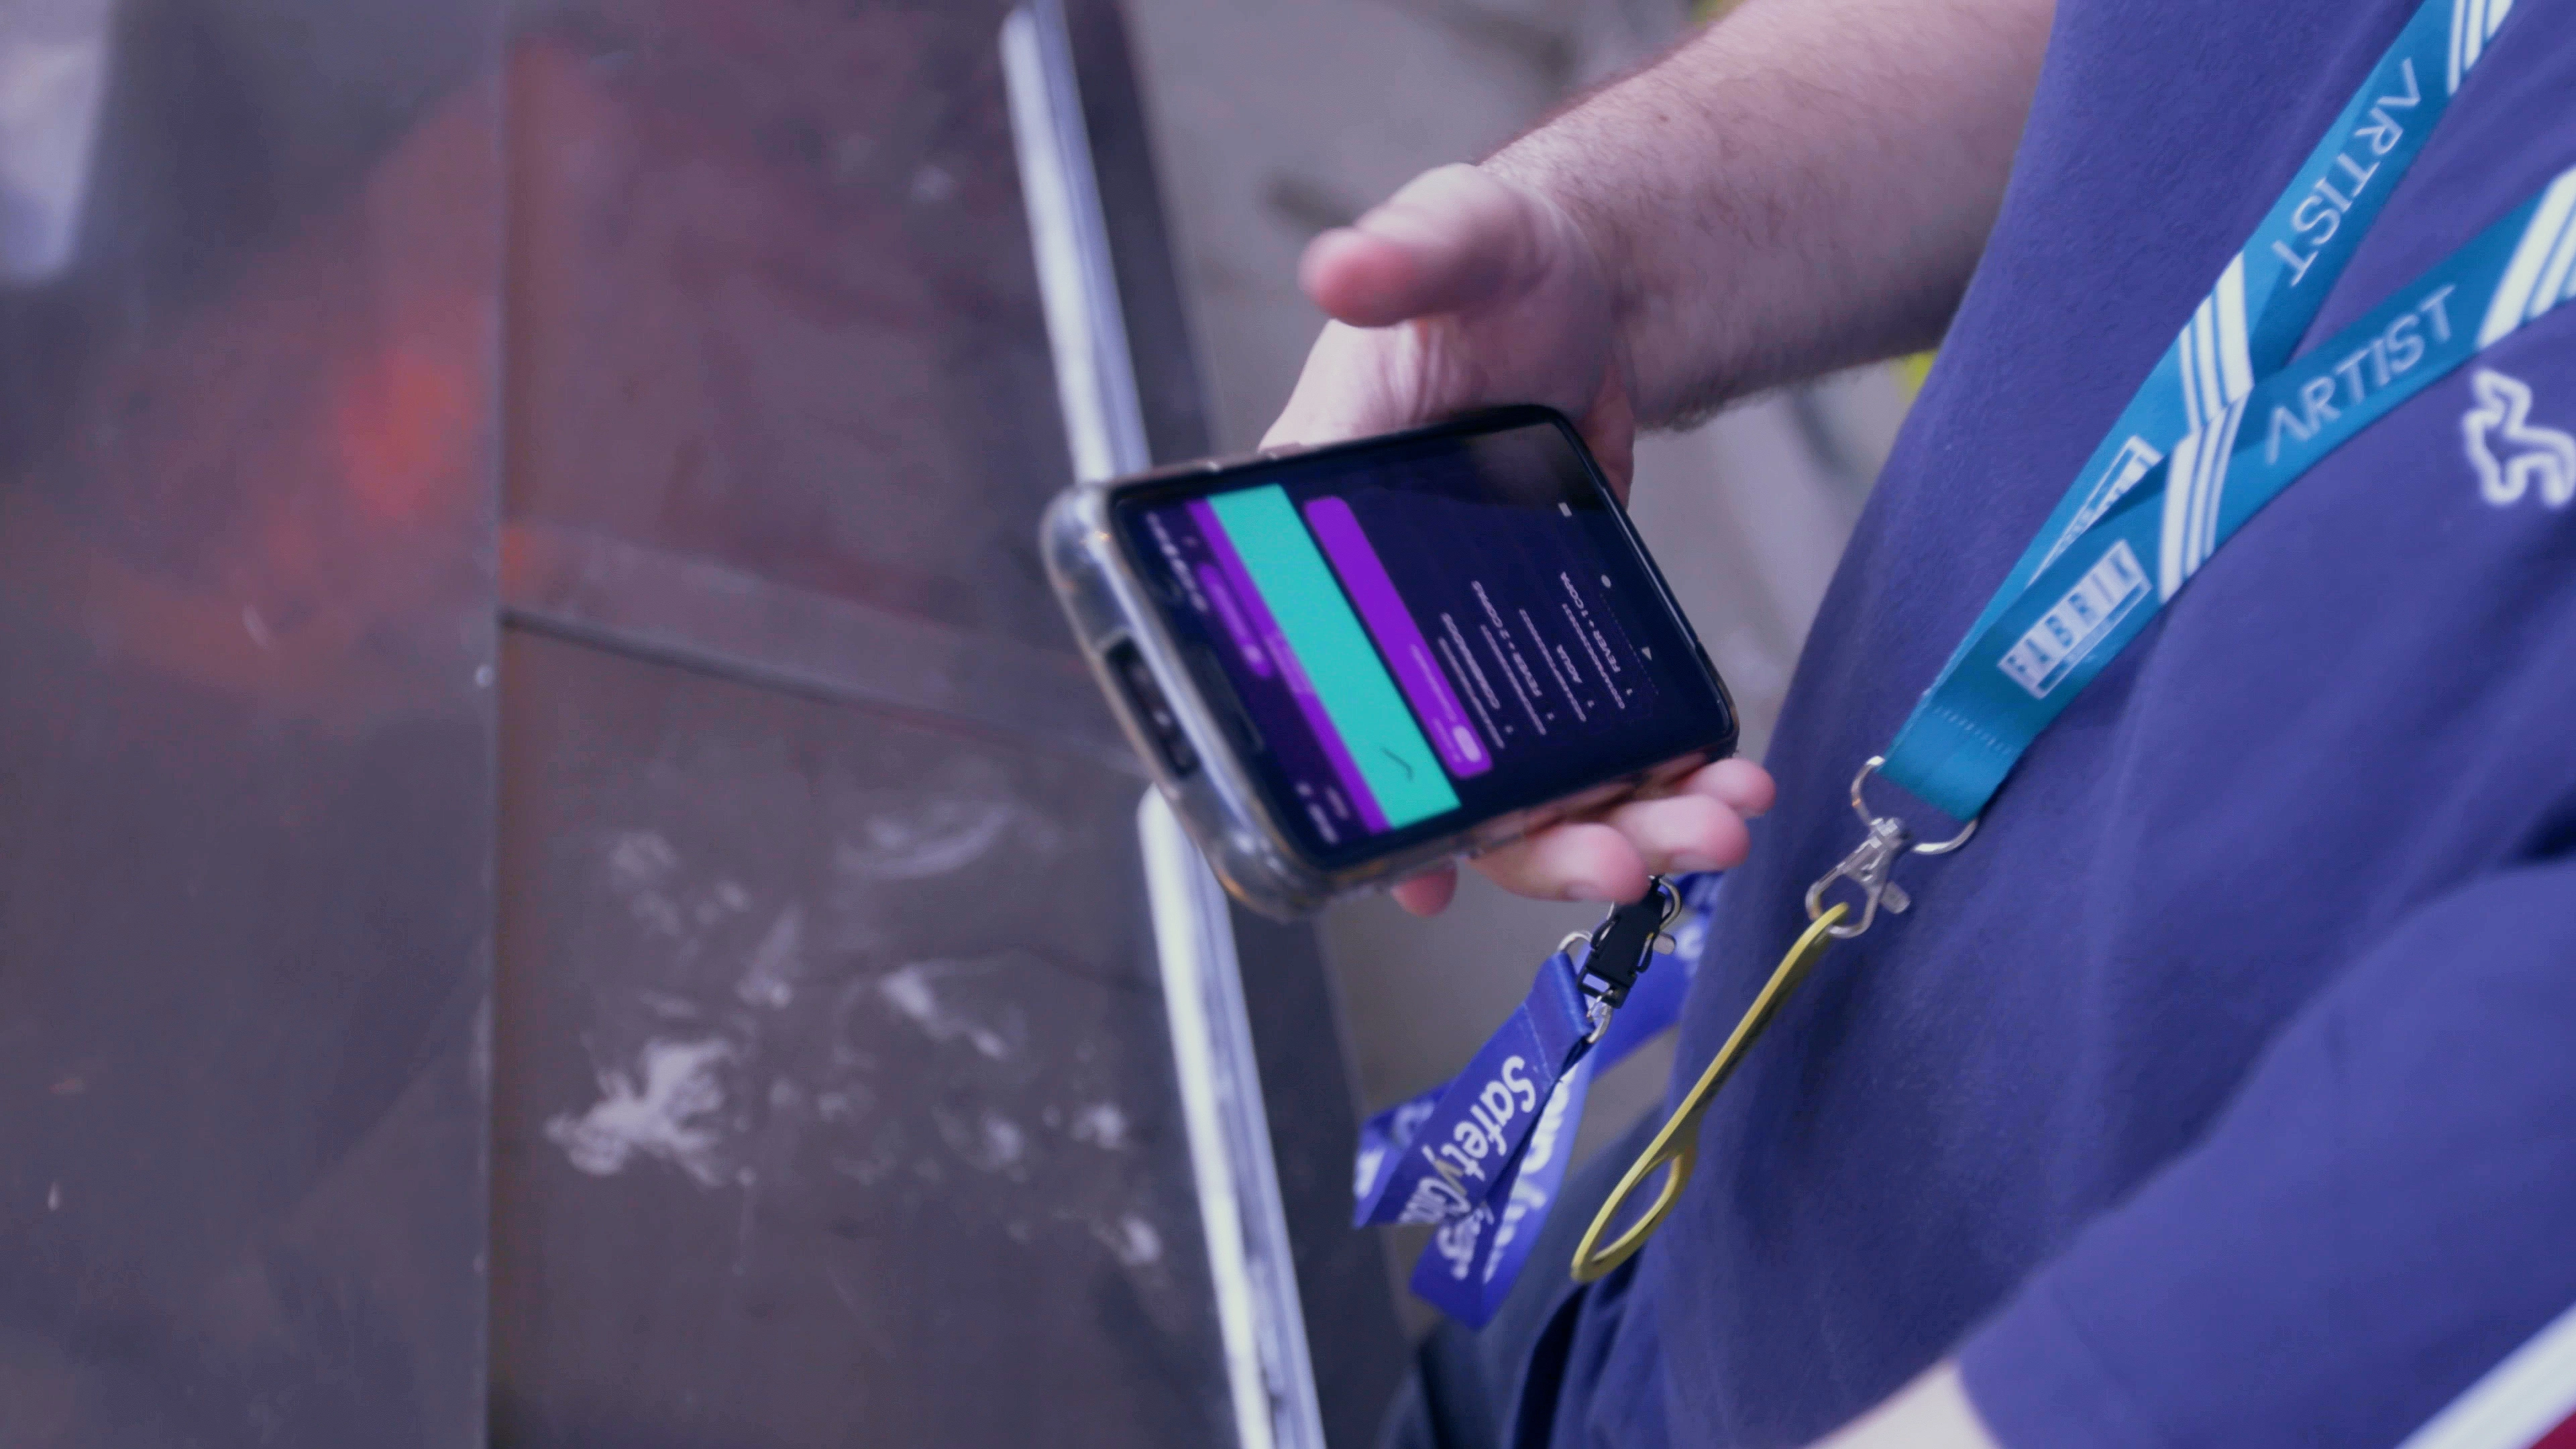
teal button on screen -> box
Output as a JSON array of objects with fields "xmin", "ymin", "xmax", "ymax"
[{"xmin": 1207, "ymin": 486, "xmax": 1458, "ymax": 827}]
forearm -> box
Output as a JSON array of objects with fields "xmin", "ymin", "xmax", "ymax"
[{"xmin": 1487, "ymin": 0, "xmax": 2053, "ymax": 423}]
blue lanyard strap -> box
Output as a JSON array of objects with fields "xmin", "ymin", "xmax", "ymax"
[
  {"xmin": 1573, "ymin": 158, "xmax": 2576, "ymax": 1295},
  {"xmin": 1348, "ymin": 949, "xmax": 1595, "ymax": 1230},
  {"xmin": 1885, "ymin": 163, "xmax": 2573, "ymax": 827},
  {"xmin": 1350, "ymin": 875, "xmax": 1717, "ymax": 1326},
  {"xmin": 1884, "ymin": 0, "xmax": 2504, "ymax": 824},
  {"xmin": 1564, "ymin": 8, "xmax": 2574, "ymax": 1288}
]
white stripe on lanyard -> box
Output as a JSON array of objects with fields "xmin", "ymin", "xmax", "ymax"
[{"xmin": 2400, "ymin": 1299, "xmax": 2576, "ymax": 1449}]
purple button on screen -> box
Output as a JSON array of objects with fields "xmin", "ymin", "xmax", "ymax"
[
  {"xmin": 1302, "ymin": 496, "xmax": 1494, "ymax": 780},
  {"xmin": 1195, "ymin": 563, "xmax": 1273, "ymax": 678}
]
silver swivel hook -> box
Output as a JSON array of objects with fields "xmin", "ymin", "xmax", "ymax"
[{"xmin": 1804, "ymin": 757, "xmax": 1978, "ymax": 939}]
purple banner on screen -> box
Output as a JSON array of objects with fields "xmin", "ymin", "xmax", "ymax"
[
  {"xmin": 1186, "ymin": 500, "xmax": 1390, "ymax": 832},
  {"xmin": 1302, "ymin": 497, "xmax": 1495, "ymax": 780},
  {"xmin": 1194, "ymin": 563, "xmax": 1273, "ymax": 678}
]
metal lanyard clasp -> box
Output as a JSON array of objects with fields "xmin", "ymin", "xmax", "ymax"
[
  {"xmin": 1576, "ymin": 757, "xmax": 1983, "ymax": 1283},
  {"xmin": 1804, "ymin": 755, "xmax": 1978, "ymax": 940},
  {"xmin": 1562, "ymin": 876, "xmax": 1682, "ymax": 1040}
]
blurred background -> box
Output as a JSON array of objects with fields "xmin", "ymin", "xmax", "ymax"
[{"xmin": 0, "ymin": 0, "xmax": 1906, "ymax": 1443}]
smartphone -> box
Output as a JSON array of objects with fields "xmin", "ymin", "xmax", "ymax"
[{"xmin": 1043, "ymin": 405, "xmax": 1737, "ymax": 918}]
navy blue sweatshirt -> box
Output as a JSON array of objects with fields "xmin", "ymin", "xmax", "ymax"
[{"xmin": 1544, "ymin": 1, "xmax": 2576, "ymax": 1443}]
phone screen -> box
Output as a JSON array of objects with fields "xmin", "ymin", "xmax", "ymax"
[{"xmin": 1110, "ymin": 412, "xmax": 1733, "ymax": 867}]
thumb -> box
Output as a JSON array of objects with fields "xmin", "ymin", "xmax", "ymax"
[{"xmin": 1299, "ymin": 164, "xmax": 1547, "ymax": 327}]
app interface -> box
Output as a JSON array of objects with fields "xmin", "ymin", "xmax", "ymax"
[{"xmin": 1116, "ymin": 423, "xmax": 1730, "ymax": 863}]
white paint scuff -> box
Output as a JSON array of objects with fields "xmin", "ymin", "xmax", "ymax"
[
  {"xmin": 545, "ymin": 1038, "xmax": 737, "ymax": 1188},
  {"xmin": 605, "ymin": 830, "xmax": 686, "ymax": 938},
  {"xmin": 936, "ymin": 1107, "xmax": 1028, "ymax": 1173},
  {"xmin": 1095, "ymin": 1214, "xmax": 1162, "ymax": 1268},
  {"xmin": 735, "ymin": 906, "xmax": 804, "ymax": 1010},
  {"xmin": 1069, "ymin": 1102, "xmax": 1128, "ymax": 1150},
  {"xmin": 836, "ymin": 799, "xmax": 1014, "ymax": 881},
  {"xmin": 877, "ymin": 961, "xmax": 1017, "ymax": 1060}
]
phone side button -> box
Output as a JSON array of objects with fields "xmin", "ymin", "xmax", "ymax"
[{"xmin": 1105, "ymin": 639, "xmax": 1199, "ymax": 777}]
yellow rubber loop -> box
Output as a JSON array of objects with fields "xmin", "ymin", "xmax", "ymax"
[{"xmin": 1570, "ymin": 903, "xmax": 1849, "ymax": 1282}]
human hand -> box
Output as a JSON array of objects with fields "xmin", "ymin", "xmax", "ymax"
[
  {"xmin": 1265, "ymin": 164, "xmax": 1775, "ymax": 915},
  {"xmin": 1383, "ymin": 759, "xmax": 1775, "ymax": 916},
  {"xmin": 1263, "ymin": 162, "xmax": 1635, "ymax": 492}
]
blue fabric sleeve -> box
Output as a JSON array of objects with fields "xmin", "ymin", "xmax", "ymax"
[{"xmin": 1959, "ymin": 856, "xmax": 2576, "ymax": 1447}]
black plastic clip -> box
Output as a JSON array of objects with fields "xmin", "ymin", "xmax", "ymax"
[{"xmin": 1572, "ymin": 876, "xmax": 1681, "ymax": 1026}]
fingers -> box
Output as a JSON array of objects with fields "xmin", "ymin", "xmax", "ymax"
[
  {"xmin": 1263, "ymin": 321, "xmax": 1411, "ymax": 449},
  {"xmin": 1392, "ymin": 865, "xmax": 1459, "ymax": 917},
  {"xmin": 1577, "ymin": 364, "xmax": 1639, "ymax": 501},
  {"xmin": 1597, "ymin": 792, "xmax": 1751, "ymax": 876},
  {"xmin": 1467, "ymin": 759, "xmax": 1778, "ymax": 906},
  {"xmin": 1299, "ymin": 164, "xmax": 1542, "ymax": 328},
  {"xmin": 1298, "ymin": 230, "xmax": 1421, "ymax": 329},
  {"xmin": 1687, "ymin": 758, "xmax": 1777, "ymax": 818},
  {"xmin": 1267, "ymin": 162, "xmax": 1622, "ymax": 458},
  {"xmin": 1474, "ymin": 820, "xmax": 1652, "ymax": 905}
]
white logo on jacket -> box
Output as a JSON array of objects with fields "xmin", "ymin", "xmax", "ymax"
[{"xmin": 2462, "ymin": 368, "xmax": 2576, "ymax": 508}]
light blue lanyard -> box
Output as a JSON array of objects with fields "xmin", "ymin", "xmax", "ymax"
[
  {"xmin": 1359, "ymin": 0, "xmax": 2569, "ymax": 1322},
  {"xmin": 1880, "ymin": 0, "xmax": 2506, "ymax": 823},
  {"xmin": 1882, "ymin": 178, "xmax": 2573, "ymax": 816}
]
